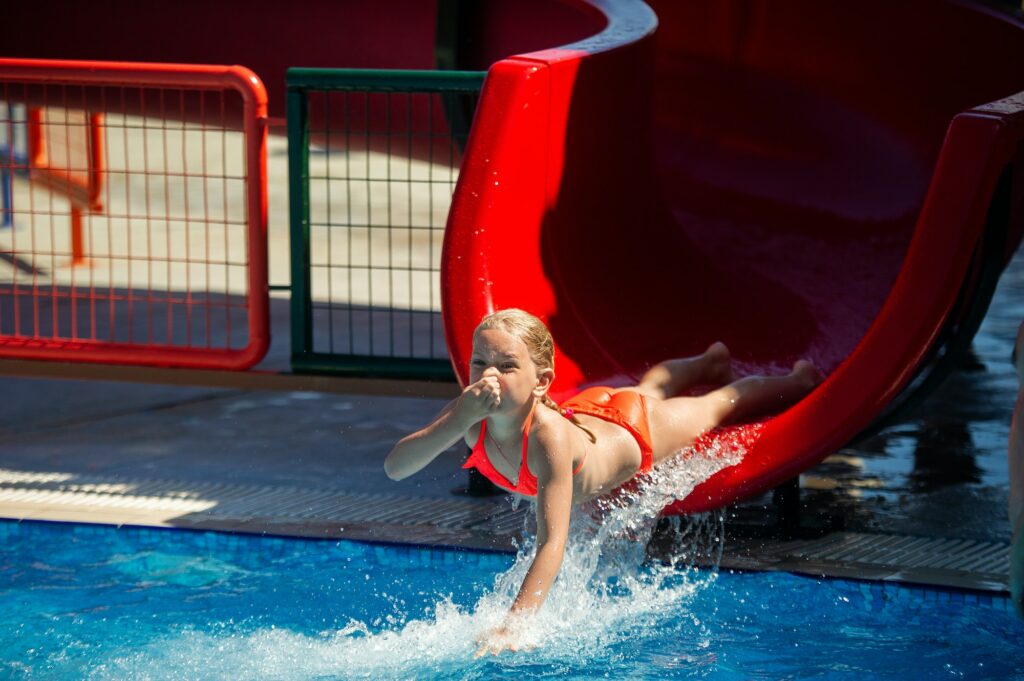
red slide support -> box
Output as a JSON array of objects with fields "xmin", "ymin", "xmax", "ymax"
[
  {"xmin": 0, "ymin": 59, "xmax": 270, "ymax": 369},
  {"xmin": 442, "ymin": 1, "xmax": 1024, "ymax": 513},
  {"xmin": 26, "ymin": 106, "xmax": 106, "ymax": 266}
]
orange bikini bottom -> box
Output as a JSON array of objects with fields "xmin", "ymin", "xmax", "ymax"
[{"xmin": 561, "ymin": 387, "xmax": 655, "ymax": 473}]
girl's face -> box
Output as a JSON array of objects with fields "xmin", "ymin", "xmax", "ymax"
[{"xmin": 470, "ymin": 328, "xmax": 552, "ymax": 411}]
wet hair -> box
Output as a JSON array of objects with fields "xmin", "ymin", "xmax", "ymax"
[{"xmin": 476, "ymin": 308, "xmax": 596, "ymax": 443}]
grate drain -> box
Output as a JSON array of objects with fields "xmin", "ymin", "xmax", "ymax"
[
  {"xmin": 781, "ymin": 533, "xmax": 1011, "ymax": 574},
  {"xmin": 0, "ymin": 467, "xmax": 528, "ymax": 539},
  {"xmin": 725, "ymin": 531, "xmax": 1011, "ymax": 593},
  {"xmin": 0, "ymin": 468, "xmax": 1011, "ymax": 592}
]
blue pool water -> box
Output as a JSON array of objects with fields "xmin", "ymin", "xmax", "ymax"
[{"xmin": 2, "ymin": 519, "xmax": 1021, "ymax": 680}]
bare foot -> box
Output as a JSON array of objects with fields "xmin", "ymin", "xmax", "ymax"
[
  {"xmin": 791, "ymin": 359, "xmax": 824, "ymax": 391},
  {"xmin": 703, "ymin": 341, "xmax": 739, "ymax": 386}
]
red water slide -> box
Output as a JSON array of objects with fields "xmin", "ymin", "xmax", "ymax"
[{"xmin": 442, "ymin": 0, "xmax": 1024, "ymax": 513}]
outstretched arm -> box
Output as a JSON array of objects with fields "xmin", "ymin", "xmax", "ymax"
[
  {"xmin": 383, "ymin": 398, "xmax": 471, "ymax": 480},
  {"xmin": 509, "ymin": 446, "xmax": 573, "ymax": 614},
  {"xmin": 476, "ymin": 428, "xmax": 573, "ymax": 656},
  {"xmin": 384, "ymin": 368, "xmax": 501, "ymax": 480}
]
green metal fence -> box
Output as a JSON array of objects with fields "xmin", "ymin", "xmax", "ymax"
[{"xmin": 287, "ymin": 68, "xmax": 485, "ymax": 380}]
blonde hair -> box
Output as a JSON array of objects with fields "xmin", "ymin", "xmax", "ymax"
[{"xmin": 476, "ymin": 308, "xmax": 596, "ymax": 443}]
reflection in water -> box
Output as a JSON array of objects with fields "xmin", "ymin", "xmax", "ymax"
[{"xmin": 908, "ymin": 418, "xmax": 982, "ymax": 492}]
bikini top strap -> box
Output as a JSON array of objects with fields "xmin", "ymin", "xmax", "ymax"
[
  {"xmin": 520, "ymin": 402, "xmax": 537, "ymax": 465},
  {"xmin": 472, "ymin": 419, "xmax": 487, "ymax": 455}
]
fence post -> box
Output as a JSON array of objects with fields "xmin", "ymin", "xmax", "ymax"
[{"xmin": 288, "ymin": 86, "xmax": 312, "ymax": 364}]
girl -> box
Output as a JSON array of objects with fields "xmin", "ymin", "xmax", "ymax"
[{"xmin": 384, "ymin": 308, "xmax": 821, "ymax": 655}]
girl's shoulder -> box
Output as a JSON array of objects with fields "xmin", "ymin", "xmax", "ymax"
[
  {"xmin": 527, "ymin": 408, "xmax": 577, "ymax": 460},
  {"xmin": 529, "ymin": 404, "xmax": 564, "ymax": 436}
]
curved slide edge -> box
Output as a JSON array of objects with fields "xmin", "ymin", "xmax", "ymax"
[
  {"xmin": 442, "ymin": 0, "xmax": 1024, "ymax": 514},
  {"xmin": 443, "ymin": 0, "xmax": 662, "ymax": 394},
  {"xmin": 681, "ymin": 96, "xmax": 1024, "ymax": 513}
]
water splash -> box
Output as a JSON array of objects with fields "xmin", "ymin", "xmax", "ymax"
[{"xmin": 92, "ymin": 435, "xmax": 750, "ymax": 680}]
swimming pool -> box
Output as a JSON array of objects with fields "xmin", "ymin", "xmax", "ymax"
[{"xmin": 2, "ymin": 520, "xmax": 1020, "ymax": 680}]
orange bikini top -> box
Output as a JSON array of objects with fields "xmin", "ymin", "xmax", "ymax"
[{"xmin": 462, "ymin": 404, "xmax": 585, "ymax": 496}]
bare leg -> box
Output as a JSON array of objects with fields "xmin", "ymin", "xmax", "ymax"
[
  {"xmin": 704, "ymin": 360, "xmax": 821, "ymax": 427},
  {"xmin": 1011, "ymin": 321, "xmax": 1024, "ymax": 618},
  {"xmin": 633, "ymin": 342, "xmax": 738, "ymax": 400},
  {"xmin": 648, "ymin": 360, "xmax": 822, "ymax": 465}
]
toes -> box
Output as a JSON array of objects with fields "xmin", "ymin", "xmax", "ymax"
[
  {"xmin": 706, "ymin": 341, "xmax": 730, "ymax": 362},
  {"xmin": 705, "ymin": 341, "xmax": 735, "ymax": 383},
  {"xmin": 792, "ymin": 360, "xmax": 824, "ymax": 387}
]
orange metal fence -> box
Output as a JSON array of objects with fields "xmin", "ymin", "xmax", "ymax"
[{"xmin": 0, "ymin": 59, "xmax": 269, "ymax": 369}]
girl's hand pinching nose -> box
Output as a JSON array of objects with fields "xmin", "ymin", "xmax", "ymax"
[
  {"xmin": 460, "ymin": 368, "xmax": 502, "ymax": 421},
  {"xmin": 481, "ymin": 368, "xmax": 502, "ymax": 409}
]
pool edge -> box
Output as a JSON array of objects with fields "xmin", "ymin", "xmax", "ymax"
[{"xmin": 0, "ymin": 468, "xmax": 1010, "ymax": 595}]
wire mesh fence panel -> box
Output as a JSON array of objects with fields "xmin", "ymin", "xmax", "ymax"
[
  {"xmin": 0, "ymin": 59, "xmax": 269, "ymax": 369},
  {"xmin": 288, "ymin": 69, "xmax": 484, "ymax": 380}
]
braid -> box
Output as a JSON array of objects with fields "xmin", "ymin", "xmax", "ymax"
[{"xmin": 541, "ymin": 394, "xmax": 597, "ymax": 444}]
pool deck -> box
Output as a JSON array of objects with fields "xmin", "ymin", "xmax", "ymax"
[
  {"xmin": 0, "ymin": 244, "xmax": 1020, "ymax": 597},
  {"xmin": 0, "ymin": 345, "xmax": 1015, "ymax": 595}
]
